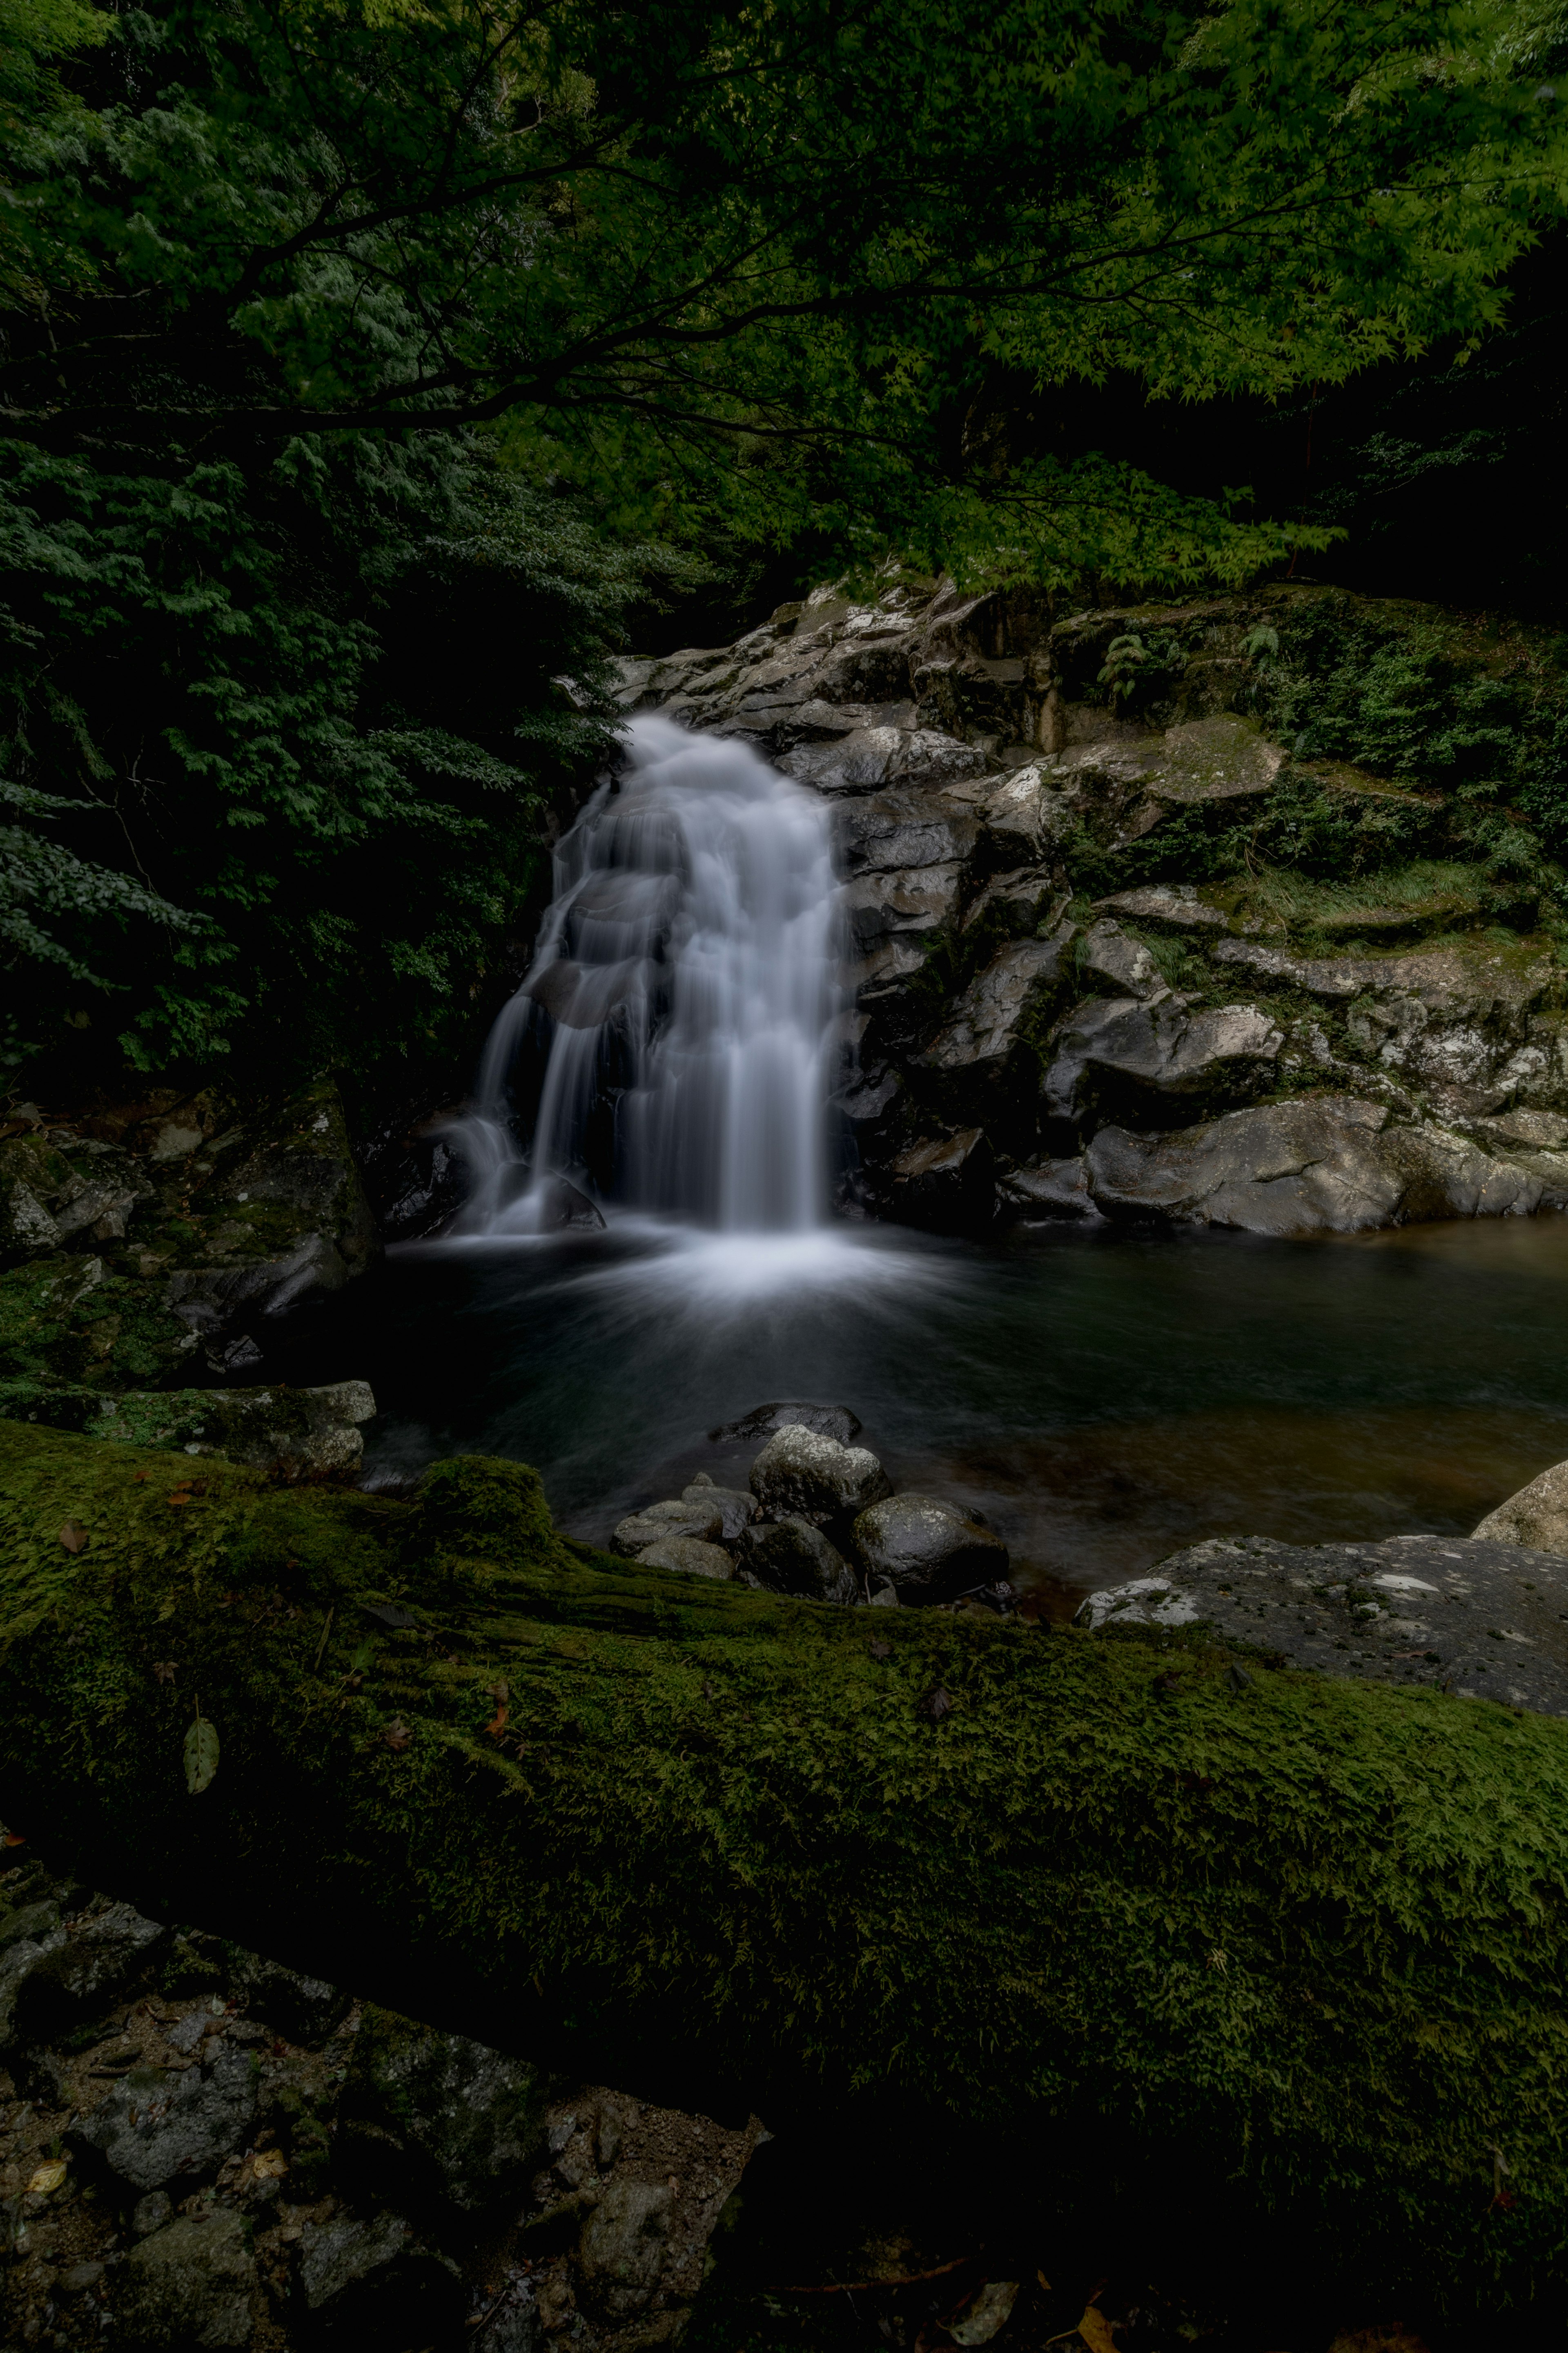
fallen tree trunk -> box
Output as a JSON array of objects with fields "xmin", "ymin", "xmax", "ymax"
[{"xmin": 4, "ymin": 1421, "xmax": 1568, "ymax": 2316}]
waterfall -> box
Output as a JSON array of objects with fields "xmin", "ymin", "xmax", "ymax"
[{"xmin": 453, "ymin": 714, "xmax": 842, "ymax": 1234}]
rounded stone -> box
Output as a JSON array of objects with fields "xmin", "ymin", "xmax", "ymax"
[
  {"xmin": 636, "ymin": 1537, "xmax": 734, "ymax": 1581},
  {"xmin": 115, "ymin": 2207, "xmax": 256, "ymax": 2349},
  {"xmin": 611, "ymin": 1499, "xmax": 722, "ymax": 1557},
  {"xmin": 740, "ymin": 1517, "xmax": 858, "ymax": 1604},
  {"xmin": 748, "ymin": 1424, "xmax": 891, "ymax": 1525},
  {"xmin": 853, "ymin": 1494, "xmax": 1009, "ymax": 1602}
]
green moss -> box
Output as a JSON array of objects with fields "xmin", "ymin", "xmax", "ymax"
[
  {"xmin": 0, "ymin": 1254, "xmax": 200, "ymax": 1390},
  {"xmin": 6, "ymin": 1421, "xmax": 1568, "ymax": 2313}
]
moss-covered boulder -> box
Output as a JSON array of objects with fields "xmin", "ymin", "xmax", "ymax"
[
  {"xmin": 4, "ymin": 1419, "xmax": 1568, "ymax": 2317},
  {"xmin": 0, "ymin": 1376, "xmax": 376, "ymax": 1472}
]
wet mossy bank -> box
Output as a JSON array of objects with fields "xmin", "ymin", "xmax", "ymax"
[{"xmin": 4, "ymin": 1424, "xmax": 1568, "ymax": 2317}]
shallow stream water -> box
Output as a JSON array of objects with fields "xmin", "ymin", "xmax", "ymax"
[{"xmin": 277, "ymin": 1210, "xmax": 1568, "ymax": 1618}]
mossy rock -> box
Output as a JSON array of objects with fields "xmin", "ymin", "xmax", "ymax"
[{"xmin": 3, "ymin": 1422, "xmax": 1568, "ymax": 2315}]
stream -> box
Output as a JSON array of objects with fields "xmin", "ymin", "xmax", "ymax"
[{"xmin": 278, "ymin": 1211, "xmax": 1568, "ymax": 1617}]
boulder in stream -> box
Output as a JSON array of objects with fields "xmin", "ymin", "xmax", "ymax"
[
  {"xmin": 749, "ymin": 1423, "xmax": 892, "ymax": 1524},
  {"xmin": 709, "ymin": 1401, "xmax": 863, "ymax": 1446},
  {"xmin": 852, "ymin": 1494, "xmax": 1009, "ymax": 1603}
]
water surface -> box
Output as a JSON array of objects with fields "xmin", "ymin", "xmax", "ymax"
[{"xmin": 278, "ymin": 1212, "xmax": 1568, "ymax": 1617}]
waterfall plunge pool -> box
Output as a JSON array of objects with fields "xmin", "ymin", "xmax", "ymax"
[{"xmin": 272, "ymin": 1209, "xmax": 1568, "ymax": 1619}]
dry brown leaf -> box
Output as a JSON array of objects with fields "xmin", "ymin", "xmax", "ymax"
[
  {"xmin": 250, "ymin": 2149, "xmax": 287, "ymax": 2181},
  {"xmin": 1076, "ymin": 2311, "xmax": 1121, "ymax": 2353},
  {"xmin": 26, "ymin": 2159, "xmax": 67, "ymax": 2196},
  {"xmin": 152, "ymin": 1662, "xmax": 177, "ymax": 1685},
  {"xmin": 58, "ymin": 1519, "xmax": 87, "ymax": 1553},
  {"xmin": 384, "ymin": 1718, "xmax": 412, "ymax": 1752},
  {"xmin": 483, "ymin": 1702, "xmax": 509, "ymax": 1740}
]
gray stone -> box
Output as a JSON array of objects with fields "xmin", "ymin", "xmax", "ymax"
[
  {"xmin": 740, "ymin": 1518, "xmax": 859, "ymax": 1604},
  {"xmin": 981, "ymin": 764, "xmax": 1082, "ymax": 861},
  {"xmin": 1076, "ymin": 919, "xmax": 1167, "ymax": 1000},
  {"xmin": 834, "ymin": 784, "xmax": 983, "ymax": 876},
  {"xmin": 883, "ymin": 1127, "xmax": 996, "ymax": 1231},
  {"xmin": 920, "ymin": 930, "xmax": 1076, "ymax": 1101},
  {"xmin": 612, "ymin": 1498, "xmax": 724, "ymax": 1557},
  {"xmin": 1076, "ymin": 1532, "xmax": 1568, "ymax": 1717},
  {"xmin": 342, "ymin": 2005, "xmax": 547, "ymax": 2211},
  {"xmin": 1093, "ymin": 885, "xmax": 1230, "ymax": 931},
  {"xmin": 996, "ymin": 1159, "xmax": 1100, "ymax": 1220},
  {"xmin": 637, "ymin": 1536, "xmax": 735, "ymax": 1580},
  {"xmin": 0, "ymin": 1898, "xmax": 58, "ymax": 1955},
  {"xmin": 749, "ymin": 1425, "xmax": 892, "ymax": 1525},
  {"xmin": 681, "ymin": 1476, "xmax": 757, "ymax": 1539},
  {"xmin": 781, "ymin": 725, "xmax": 987, "ymax": 797},
  {"xmin": 843, "ymin": 861, "xmax": 966, "ymax": 962},
  {"xmin": 9, "ymin": 1897, "xmax": 167, "ymax": 2045},
  {"xmin": 71, "ymin": 2047, "xmax": 258, "ymax": 2191},
  {"xmin": 0, "ymin": 1131, "xmax": 152, "ymax": 1261},
  {"xmin": 1474, "ymin": 1459, "xmax": 1568, "ymax": 1555},
  {"xmin": 1140, "ymin": 713, "xmax": 1287, "ymax": 804},
  {"xmin": 852, "ymin": 1495, "xmax": 1009, "ymax": 1604},
  {"xmin": 709, "ymin": 1401, "xmax": 863, "ymax": 1447},
  {"xmin": 532, "ymin": 1175, "xmax": 606, "ymax": 1231},
  {"xmin": 1085, "ymin": 1095, "xmax": 1541, "ymax": 1235},
  {"xmin": 293, "ymin": 2209, "xmax": 462, "ymax": 2343},
  {"xmin": 577, "ymin": 2178, "xmax": 674, "ymax": 2319},
  {"xmin": 132, "ymin": 2191, "xmax": 174, "ymax": 2237},
  {"xmin": 116, "ymin": 2207, "xmax": 256, "ymax": 2349},
  {"xmin": 1043, "ymin": 997, "xmax": 1282, "ymax": 1129}
]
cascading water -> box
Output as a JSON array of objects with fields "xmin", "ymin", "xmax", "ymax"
[{"xmin": 453, "ymin": 714, "xmax": 842, "ymax": 1235}]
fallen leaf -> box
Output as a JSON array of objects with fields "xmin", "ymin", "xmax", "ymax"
[
  {"xmin": 152, "ymin": 1662, "xmax": 177, "ymax": 1685},
  {"xmin": 4, "ymin": 1831, "xmax": 25, "ymax": 1848},
  {"xmin": 58, "ymin": 1519, "xmax": 87, "ymax": 1553},
  {"xmin": 483, "ymin": 1703, "xmax": 509, "ymax": 1739},
  {"xmin": 361, "ymin": 1601, "xmax": 421, "ymax": 1630},
  {"xmin": 485, "ymin": 1679, "xmax": 510, "ymax": 1703},
  {"xmin": 1075, "ymin": 2310, "xmax": 1121, "ymax": 2353},
  {"xmin": 918, "ymin": 1684, "xmax": 954, "ymax": 1721},
  {"xmin": 250, "ymin": 2149, "xmax": 287, "ymax": 2181},
  {"xmin": 1036, "ymin": 2269, "xmax": 1052, "ymax": 2291},
  {"xmin": 868, "ymin": 1639, "xmax": 893, "ymax": 1661},
  {"xmin": 184, "ymin": 1712, "xmax": 220, "ymax": 1795},
  {"xmin": 167, "ymin": 1489, "xmax": 192, "ymax": 1509},
  {"xmin": 950, "ymin": 2279, "xmax": 1020, "ymax": 2345},
  {"xmin": 133, "ymin": 1470, "xmax": 148, "ymax": 1483},
  {"xmin": 385, "ymin": 1717, "xmax": 413, "ymax": 1752},
  {"xmin": 26, "ymin": 2159, "xmax": 67, "ymax": 2196}
]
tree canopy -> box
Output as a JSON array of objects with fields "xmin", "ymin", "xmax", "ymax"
[{"xmin": 2, "ymin": 0, "xmax": 1565, "ymax": 1082}]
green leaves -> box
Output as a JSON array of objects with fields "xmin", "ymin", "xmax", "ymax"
[{"xmin": 184, "ymin": 1705, "xmax": 219, "ymax": 1795}]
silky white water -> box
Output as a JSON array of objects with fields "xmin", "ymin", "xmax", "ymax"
[{"xmin": 452, "ymin": 715, "xmax": 843, "ymax": 1235}]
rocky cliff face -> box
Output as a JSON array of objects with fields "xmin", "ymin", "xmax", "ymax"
[{"xmin": 617, "ymin": 580, "xmax": 1568, "ymax": 1234}]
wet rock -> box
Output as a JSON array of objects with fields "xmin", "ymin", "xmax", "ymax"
[
  {"xmin": 1093, "ymin": 885, "xmax": 1230, "ymax": 930},
  {"xmin": 681, "ymin": 1475, "xmax": 757, "ymax": 1539},
  {"xmin": 0, "ymin": 1916, "xmax": 67, "ymax": 2045},
  {"xmin": 1076, "ymin": 918, "xmax": 1167, "ymax": 1000},
  {"xmin": 1474, "ymin": 1459, "xmax": 1568, "ymax": 1554},
  {"xmin": 749, "ymin": 1424, "xmax": 892, "ymax": 1525},
  {"xmin": 71, "ymin": 2047, "xmax": 258, "ymax": 2191},
  {"xmin": 0, "ymin": 1378, "xmax": 376, "ymax": 1475},
  {"xmin": 532, "ymin": 1175, "xmax": 606, "ymax": 1231},
  {"xmin": 981, "ymin": 763, "xmax": 1082, "ymax": 862},
  {"xmin": 833, "ymin": 783, "xmax": 984, "ymax": 877},
  {"xmin": 1086, "ymin": 1095, "xmax": 1540, "ymax": 1234},
  {"xmin": 341, "ymin": 2003, "xmax": 548, "ymax": 2212},
  {"xmin": 1043, "ymin": 997, "xmax": 1282, "ymax": 1131},
  {"xmin": 637, "ymin": 1536, "xmax": 735, "ymax": 1580},
  {"xmin": 116, "ymin": 2206, "xmax": 256, "ymax": 2349},
  {"xmin": 1076, "ymin": 1532, "xmax": 1568, "ymax": 1715},
  {"xmin": 577, "ymin": 2178, "xmax": 674, "ymax": 2319},
  {"xmin": 996, "ymin": 1158, "xmax": 1100, "ymax": 1220},
  {"xmin": 883, "ymin": 1128, "xmax": 996, "ymax": 1231},
  {"xmin": 709, "ymin": 1401, "xmax": 863, "ymax": 1446},
  {"xmin": 853, "ymin": 1495, "xmax": 1009, "ymax": 1604},
  {"xmin": 9, "ymin": 1898, "xmax": 167, "ymax": 2045},
  {"xmin": 740, "ymin": 1517, "xmax": 859, "ymax": 1603},
  {"xmin": 843, "ymin": 862, "xmax": 966, "ymax": 967},
  {"xmin": 370, "ymin": 1114, "xmax": 472, "ymax": 1243},
  {"xmin": 919, "ymin": 930, "xmax": 1078, "ymax": 1127},
  {"xmin": 225, "ymin": 1951, "xmax": 350, "ymax": 2045},
  {"xmin": 1139, "ymin": 712, "xmax": 1287, "ymax": 805},
  {"xmin": 612, "ymin": 1499, "xmax": 724, "ymax": 1556},
  {"xmin": 293, "ymin": 2209, "xmax": 462, "ymax": 2344},
  {"xmin": 960, "ymin": 869, "xmax": 1063, "ymax": 955},
  {"xmin": 780, "ymin": 725, "xmax": 987, "ymax": 797}
]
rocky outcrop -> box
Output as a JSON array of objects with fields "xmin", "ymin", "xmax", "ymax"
[
  {"xmin": 0, "ymin": 1378, "xmax": 376, "ymax": 1474},
  {"xmin": 619, "ymin": 580, "xmax": 1568, "ymax": 1236},
  {"xmin": 0, "ymin": 1082, "xmax": 379, "ymax": 1392},
  {"xmin": 1473, "ymin": 1456, "xmax": 1568, "ymax": 1554},
  {"xmin": 1076, "ymin": 1530, "xmax": 1568, "ymax": 1717},
  {"xmin": 0, "ymin": 1852, "xmax": 757, "ymax": 2353}
]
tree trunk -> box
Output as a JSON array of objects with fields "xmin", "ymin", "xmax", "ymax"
[{"xmin": 3, "ymin": 1422, "xmax": 1568, "ymax": 2314}]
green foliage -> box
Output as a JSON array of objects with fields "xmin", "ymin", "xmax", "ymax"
[
  {"xmin": 1097, "ymin": 630, "xmax": 1187, "ymax": 707},
  {"xmin": 9, "ymin": 1421, "xmax": 1568, "ymax": 2315}
]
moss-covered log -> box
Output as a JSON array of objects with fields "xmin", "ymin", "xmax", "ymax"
[{"xmin": 4, "ymin": 1423, "xmax": 1568, "ymax": 2313}]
